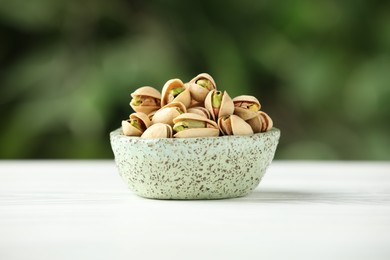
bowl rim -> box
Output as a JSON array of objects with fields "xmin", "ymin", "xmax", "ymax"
[{"xmin": 110, "ymin": 127, "xmax": 280, "ymax": 144}]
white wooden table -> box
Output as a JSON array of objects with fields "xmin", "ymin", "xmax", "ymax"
[{"xmin": 0, "ymin": 161, "xmax": 389, "ymax": 260}]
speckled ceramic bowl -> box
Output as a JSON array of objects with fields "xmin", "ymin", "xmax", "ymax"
[{"xmin": 110, "ymin": 128, "xmax": 280, "ymax": 200}]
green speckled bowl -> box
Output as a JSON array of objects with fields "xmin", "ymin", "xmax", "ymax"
[{"xmin": 110, "ymin": 128, "xmax": 280, "ymax": 200}]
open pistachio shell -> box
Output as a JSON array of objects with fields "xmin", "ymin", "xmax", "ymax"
[
  {"xmin": 259, "ymin": 111, "xmax": 273, "ymax": 132},
  {"xmin": 204, "ymin": 90, "xmax": 234, "ymax": 121},
  {"xmin": 122, "ymin": 120, "xmax": 142, "ymax": 136},
  {"xmin": 122, "ymin": 112, "xmax": 151, "ymax": 136},
  {"xmin": 174, "ymin": 128, "xmax": 219, "ymax": 138},
  {"xmin": 246, "ymin": 114, "xmax": 262, "ymax": 133},
  {"xmin": 188, "ymin": 98, "xmax": 204, "ymax": 108},
  {"xmin": 152, "ymin": 102, "xmax": 187, "ymax": 126},
  {"xmin": 187, "ymin": 106, "xmax": 211, "ymax": 119},
  {"xmin": 233, "ymin": 95, "xmax": 261, "ymax": 120},
  {"xmin": 173, "ymin": 113, "xmax": 219, "ymax": 138},
  {"xmin": 141, "ymin": 123, "xmax": 173, "ymax": 138},
  {"xmin": 147, "ymin": 110, "xmax": 156, "ymax": 121},
  {"xmin": 161, "ymin": 79, "xmax": 191, "ymax": 108},
  {"xmin": 187, "ymin": 73, "xmax": 217, "ymax": 102},
  {"xmin": 218, "ymin": 115, "xmax": 253, "ymax": 136},
  {"xmin": 130, "ymin": 86, "xmax": 161, "ymax": 115},
  {"xmin": 131, "ymin": 86, "xmax": 161, "ymax": 99}
]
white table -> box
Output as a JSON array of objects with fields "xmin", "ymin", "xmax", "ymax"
[{"xmin": 0, "ymin": 161, "xmax": 389, "ymax": 260}]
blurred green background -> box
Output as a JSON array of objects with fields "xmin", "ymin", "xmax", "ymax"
[{"xmin": 1, "ymin": 0, "xmax": 389, "ymax": 160}]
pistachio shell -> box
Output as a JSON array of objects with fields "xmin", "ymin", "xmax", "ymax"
[
  {"xmin": 173, "ymin": 113, "xmax": 219, "ymax": 138},
  {"xmin": 173, "ymin": 113, "xmax": 217, "ymax": 128},
  {"xmin": 187, "ymin": 107, "xmax": 211, "ymax": 119},
  {"xmin": 130, "ymin": 105, "xmax": 160, "ymax": 115},
  {"xmin": 246, "ymin": 114, "xmax": 262, "ymax": 133},
  {"xmin": 131, "ymin": 86, "xmax": 161, "ymax": 100},
  {"xmin": 129, "ymin": 112, "xmax": 151, "ymax": 129},
  {"xmin": 232, "ymin": 95, "xmax": 261, "ymax": 108},
  {"xmin": 233, "ymin": 95, "xmax": 261, "ymax": 120},
  {"xmin": 173, "ymin": 128, "xmax": 219, "ymax": 138},
  {"xmin": 189, "ymin": 73, "xmax": 217, "ymax": 88},
  {"xmin": 122, "ymin": 120, "xmax": 142, "ymax": 136},
  {"xmin": 204, "ymin": 90, "xmax": 235, "ymax": 121},
  {"xmin": 148, "ymin": 110, "xmax": 157, "ymax": 121},
  {"xmin": 151, "ymin": 101, "xmax": 186, "ymax": 126},
  {"xmin": 187, "ymin": 73, "xmax": 216, "ymax": 102},
  {"xmin": 188, "ymin": 99, "xmax": 204, "ymax": 108},
  {"xmin": 161, "ymin": 101, "xmax": 187, "ymax": 112},
  {"xmin": 130, "ymin": 86, "xmax": 161, "ymax": 114},
  {"xmin": 122, "ymin": 112, "xmax": 151, "ymax": 136},
  {"xmin": 218, "ymin": 115, "xmax": 253, "ymax": 136},
  {"xmin": 259, "ymin": 111, "xmax": 273, "ymax": 132},
  {"xmin": 161, "ymin": 79, "xmax": 191, "ymax": 108},
  {"xmin": 234, "ymin": 107, "xmax": 258, "ymax": 121},
  {"xmin": 141, "ymin": 123, "xmax": 173, "ymax": 138}
]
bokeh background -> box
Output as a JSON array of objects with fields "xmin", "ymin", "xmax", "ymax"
[{"xmin": 1, "ymin": 0, "xmax": 389, "ymax": 160}]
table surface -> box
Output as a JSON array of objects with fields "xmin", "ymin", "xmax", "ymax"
[{"xmin": 0, "ymin": 161, "xmax": 389, "ymax": 260}]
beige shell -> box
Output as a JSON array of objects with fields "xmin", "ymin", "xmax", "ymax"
[
  {"xmin": 130, "ymin": 86, "xmax": 161, "ymax": 115},
  {"xmin": 161, "ymin": 79, "xmax": 191, "ymax": 108},
  {"xmin": 259, "ymin": 111, "xmax": 273, "ymax": 132},
  {"xmin": 122, "ymin": 112, "xmax": 151, "ymax": 136},
  {"xmin": 173, "ymin": 113, "xmax": 219, "ymax": 138},
  {"xmin": 147, "ymin": 110, "xmax": 156, "ymax": 121},
  {"xmin": 152, "ymin": 102, "xmax": 187, "ymax": 126},
  {"xmin": 188, "ymin": 97, "xmax": 204, "ymax": 108},
  {"xmin": 204, "ymin": 90, "xmax": 235, "ymax": 121},
  {"xmin": 233, "ymin": 95, "xmax": 261, "ymax": 120},
  {"xmin": 187, "ymin": 106, "xmax": 211, "ymax": 119},
  {"xmin": 187, "ymin": 73, "xmax": 217, "ymax": 102},
  {"xmin": 174, "ymin": 128, "xmax": 219, "ymax": 138},
  {"xmin": 246, "ymin": 114, "xmax": 262, "ymax": 133},
  {"xmin": 218, "ymin": 115, "xmax": 253, "ymax": 136},
  {"xmin": 141, "ymin": 123, "xmax": 173, "ymax": 138},
  {"xmin": 131, "ymin": 86, "xmax": 161, "ymax": 99}
]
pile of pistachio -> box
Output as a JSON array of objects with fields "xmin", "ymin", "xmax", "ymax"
[{"xmin": 122, "ymin": 73, "xmax": 273, "ymax": 138}]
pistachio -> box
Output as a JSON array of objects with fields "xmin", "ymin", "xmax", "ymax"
[
  {"xmin": 233, "ymin": 95, "xmax": 261, "ymax": 120},
  {"xmin": 187, "ymin": 107, "xmax": 211, "ymax": 119},
  {"xmin": 168, "ymin": 87, "xmax": 185, "ymax": 102},
  {"xmin": 218, "ymin": 115, "xmax": 253, "ymax": 136},
  {"xmin": 173, "ymin": 119, "xmax": 206, "ymax": 132},
  {"xmin": 130, "ymin": 119, "xmax": 142, "ymax": 131},
  {"xmin": 130, "ymin": 86, "xmax": 161, "ymax": 115},
  {"xmin": 141, "ymin": 123, "xmax": 173, "ymax": 138},
  {"xmin": 173, "ymin": 113, "xmax": 219, "ymax": 138},
  {"xmin": 258, "ymin": 111, "xmax": 273, "ymax": 132},
  {"xmin": 188, "ymin": 73, "xmax": 216, "ymax": 102},
  {"xmin": 204, "ymin": 90, "xmax": 234, "ymax": 121},
  {"xmin": 152, "ymin": 101, "xmax": 187, "ymax": 126},
  {"xmin": 122, "ymin": 112, "xmax": 151, "ymax": 136},
  {"xmin": 196, "ymin": 79, "xmax": 213, "ymax": 90},
  {"xmin": 246, "ymin": 114, "xmax": 262, "ymax": 133},
  {"xmin": 161, "ymin": 79, "xmax": 191, "ymax": 108}
]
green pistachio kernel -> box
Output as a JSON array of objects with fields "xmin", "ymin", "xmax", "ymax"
[
  {"xmin": 173, "ymin": 120, "xmax": 206, "ymax": 132},
  {"xmin": 248, "ymin": 104, "xmax": 259, "ymax": 112},
  {"xmin": 196, "ymin": 79, "xmax": 212, "ymax": 90},
  {"xmin": 130, "ymin": 119, "xmax": 142, "ymax": 130},
  {"xmin": 131, "ymin": 96, "xmax": 142, "ymax": 106},
  {"xmin": 169, "ymin": 87, "xmax": 185, "ymax": 98},
  {"xmin": 212, "ymin": 91, "xmax": 223, "ymax": 108},
  {"xmin": 173, "ymin": 124, "xmax": 186, "ymax": 133}
]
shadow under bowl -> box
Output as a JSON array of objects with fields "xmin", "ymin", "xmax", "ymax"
[{"xmin": 110, "ymin": 128, "xmax": 280, "ymax": 200}]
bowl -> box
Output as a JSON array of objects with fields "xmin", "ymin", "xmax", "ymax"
[{"xmin": 110, "ymin": 127, "xmax": 280, "ymax": 199}]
